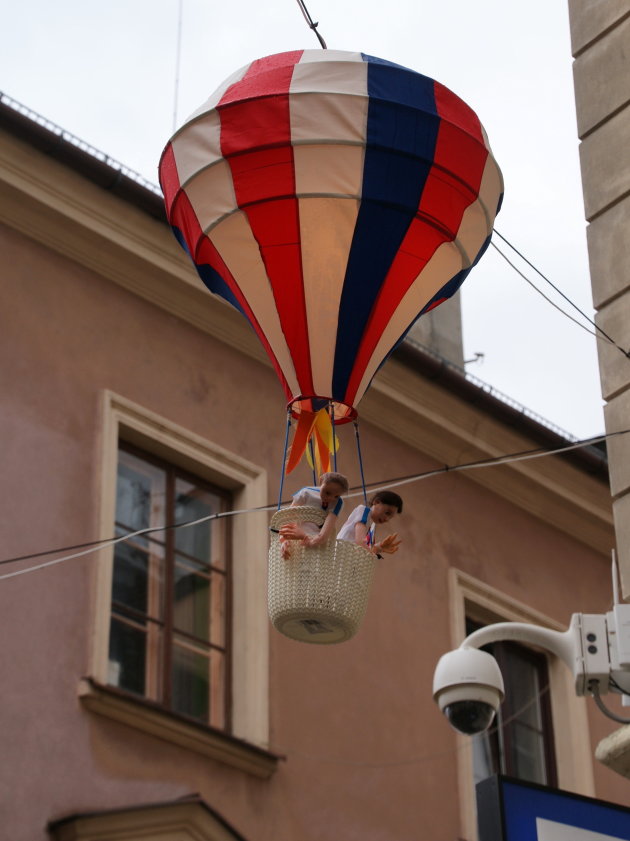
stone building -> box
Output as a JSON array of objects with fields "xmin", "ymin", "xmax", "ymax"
[{"xmin": 568, "ymin": 0, "xmax": 630, "ymax": 776}]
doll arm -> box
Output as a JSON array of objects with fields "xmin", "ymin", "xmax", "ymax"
[
  {"xmin": 353, "ymin": 521, "xmax": 369, "ymax": 547},
  {"xmin": 279, "ymin": 523, "xmax": 309, "ymax": 541},
  {"xmin": 372, "ymin": 533, "xmax": 402, "ymax": 555},
  {"xmin": 302, "ymin": 511, "xmax": 338, "ymax": 547}
]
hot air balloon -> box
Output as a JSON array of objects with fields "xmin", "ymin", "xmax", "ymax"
[
  {"xmin": 159, "ymin": 49, "xmax": 503, "ymax": 643},
  {"xmin": 159, "ymin": 48, "xmax": 503, "ymax": 474}
]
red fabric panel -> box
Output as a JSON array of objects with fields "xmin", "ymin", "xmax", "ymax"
[
  {"xmin": 344, "ymin": 88, "xmax": 489, "ymax": 406},
  {"xmin": 159, "ymin": 143, "xmax": 181, "ymax": 215},
  {"xmin": 227, "ymin": 146, "xmax": 295, "ymax": 204},
  {"xmin": 219, "ymin": 52, "xmax": 304, "ymax": 107},
  {"xmin": 170, "ymin": 189, "xmax": 292, "ymax": 399},
  {"xmin": 344, "ymin": 221, "xmax": 447, "ymax": 405},
  {"xmin": 433, "ymin": 81, "xmax": 484, "ymax": 144},
  {"xmin": 218, "ymin": 51, "xmax": 315, "ymax": 399}
]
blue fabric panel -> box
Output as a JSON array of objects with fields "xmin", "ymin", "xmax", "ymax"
[
  {"xmin": 331, "ymin": 61, "xmax": 440, "ymax": 402},
  {"xmin": 172, "ymin": 226, "xmax": 246, "ymax": 316}
]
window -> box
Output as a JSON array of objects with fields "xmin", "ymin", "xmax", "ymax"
[
  {"xmin": 86, "ymin": 392, "xmax": 272, "ymax": 771},
  {"xmin": 448, "ymin": 569, "xmax": 594, "ymax": 841},
  {"xmin": 467, "ymin": 619, "xmax": 557, "ymax": 788},
  {"xmin": 108, "ymin": 443, "xmax": 231, "ymax": 730}
]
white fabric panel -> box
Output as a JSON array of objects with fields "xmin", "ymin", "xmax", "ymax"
[
  {"xmin": 171, "ymin": 111, "xmax": 224, "ymax": 187},
  {"xmin": 297, "ymin": 50, "xmax": 364, "ymax": 65},
  {"xmin": 476, "ymin": 154, "xmax": 504, "ymax": 223},
  {"xmin": 352, "ymin": 241, "xmax": 463, "ymax": 405},
  {"xmin": 453, "ymin": 157, "xmax": 503, "ymax": 264},
  {"xmin": 299, "ymin": 197, "xmax": 360, "ymax": 399},
  {"xmin": 291, "ymin": 91, "xmax": 369, "ymax": 144},
  {"xmin": 210, "ymin": 211, "xmax": 300, "ymax": 397},
  {"xmin": 452, "ymin": 201, "xmax": 491, "ymax": 267},
  {"xmin": 182, "ymin": 62, "xmax": 251, "ymax": 125},
  {"xmin": 291, "ymin": 58, "xmax": 368, "ymax": 98},
  {"xmin": 183, "ymin": 160, "xmax": 238, "ymax": 234},
  {"xmin": 294, "ymin": 144, "xmax": 365, "ymax": 198}
]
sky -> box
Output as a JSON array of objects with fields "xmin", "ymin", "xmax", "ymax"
[{"xmin": 0, "ymin": 0, "xmax": 607, "ymax": 439}]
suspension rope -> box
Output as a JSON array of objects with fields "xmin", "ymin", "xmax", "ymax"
[
  {"xmin": 308, "ymin": 435, "xmax": 318, "ymax": 484},
  {"xmin": 329, "ymin": 402, "xmax": 338, "ymax": 472},
  {"xmin": 353, "ymin": 420, "xmax": 369, "ymax": 505},
  {"xmin": 295, "ymin": 0, "xmax": 327, "ymax": 49},
  {"xmin": 277, "ymin": 408, "xmax": 293, "ymax": 510}
]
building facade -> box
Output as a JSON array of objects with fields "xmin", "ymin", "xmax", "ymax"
[
  {"xmin": 567, "ymin": 0, "xmax": 630, "ymax": 776},
  {"xmin": 0, "ymin": 96, "xmax": 626, "ymax": 841}
]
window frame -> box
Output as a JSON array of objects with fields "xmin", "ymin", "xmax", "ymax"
[
  {"xmin": 466, "ymin": 618, "xmax": 558, "ymax": 788},
  {"xmin": 447, "ymin": 568, "xmax": 595, "ymax": 841},
  {"xmin": 110, "ymin": 441, "xmax": 234, "ymax": 731},
  {"xmin": 86, "ymin": 390, "xmax": 270, "ymax": 763}
]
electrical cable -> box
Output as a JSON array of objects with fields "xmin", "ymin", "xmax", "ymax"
[
  {"xmin": 490, "ymin": 242, "xmax": 603, "ymax": 343},
  {"xmin": 0, "ymin": 429, "xmax": 625, "ymax": 581},
  {"xmin": 589, "ymin": 680, "xmax": 630, "ymax": 725},
  {"xmin": 493, "ymin": 229, "xmax": 630, "ymax": 359},
  {"xmin": 270, "ymin": 682, "xmax": 551, "ymax": 769}
]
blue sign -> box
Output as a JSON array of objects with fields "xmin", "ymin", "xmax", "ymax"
[{"xmin": 477, "ymin": 776, "xmax": 630, "ymax": 841}]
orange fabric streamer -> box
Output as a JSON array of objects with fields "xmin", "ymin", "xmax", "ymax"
[
  {"xmin": 285, "ymin": 410, "xmax": 319, "ymax": 474},
  {"xmin": 286, "ymin": 409, "xmax": 337, "ymax": 475}
]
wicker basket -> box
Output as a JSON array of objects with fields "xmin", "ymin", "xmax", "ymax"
[{"xmin": 268, "ymin": 506, "xmax": 377, "ymax": 644}]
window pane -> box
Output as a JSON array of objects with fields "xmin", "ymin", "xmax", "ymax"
[
  {"xmin": 510, "ymin": 721, "xmax": 547, "ymax": 784},
  {"xmin": 112, "ymin": 540, "xmax": 149, "ymax": 614},
  {"xmin": 108, "ymin": 617, "xmax": 146, "ymax": 696},
  {"xmin": 174, "ymin": 479, "xmax": 218, "ymax": 563},
  {"xmin": 116, "ymin": 451, "xmax": 165, "ymax": 533},
  {"xmin": 172, "ymin": 639, "xmax": 209, "ymax": 722},
  {"xmin": 504, "ymin": 655, "xmax": 544, "ymax": 732},
  {"xmin": 173, "ymin": 559, "xmax": 210, "ymax": 641},
  {"xmin": 473, "ymin": 732, "xmax": 498, "ymax": 785},
  {"xmin": 112, "ymin": 531, "xmax": 165, "ymax": 619}
]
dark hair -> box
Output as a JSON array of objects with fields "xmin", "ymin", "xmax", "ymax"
[
  {"xmin": 320, "ymin": 472, "xmax": 349, "ymax": 493},
  {"xmin": 370, "ymin": 491, "xmax": 403, "ymax": 513}
]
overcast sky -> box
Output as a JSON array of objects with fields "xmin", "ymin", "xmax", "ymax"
[{"xmin": 0, "ymin": 0, "xmax": 607, "ymax": 439}]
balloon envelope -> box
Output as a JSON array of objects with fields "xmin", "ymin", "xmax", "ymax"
[{"xmin": 159, "ymin": 50, "xmax": 503, "ymax": 422}]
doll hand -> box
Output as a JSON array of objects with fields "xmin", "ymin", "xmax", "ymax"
[
  {"xmin": 376, "ymin": 534, "xmax": 401, "ymax": 555},
  {"xmin": 279, "ymin": 523, "xmax": 307, "ymax": 541}
]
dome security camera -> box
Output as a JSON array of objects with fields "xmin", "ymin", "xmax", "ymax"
[{"xmin": 432, "ymin": 647, "xmax": 505, "ymax": 735}]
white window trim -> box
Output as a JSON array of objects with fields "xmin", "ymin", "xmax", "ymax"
[
  {"xmin": 88, "ymin": 390, "xmax": 269, "ymax": 750},
  {"xmin": 448, "ymin": 568, "xmax": 595, "ymax": 841},
  {"xmin": 48, "ymin": 796, "xmax": 248, "ymax": 841}
]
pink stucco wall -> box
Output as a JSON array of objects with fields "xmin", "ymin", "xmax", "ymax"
[{"xmin": 0, "ymin": 220, "xmax": 626, "ymax": 841}]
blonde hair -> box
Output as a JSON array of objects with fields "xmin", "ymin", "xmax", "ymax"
[{"xmin": 320, "ymin": 472, "xmax": 349, "ymax": 493}]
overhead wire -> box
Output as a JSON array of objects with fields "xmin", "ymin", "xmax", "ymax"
[
  {"xmin": 0, "ymin": 429, "xmax": 625, "ymax": 581},
  {"xmin": 493, "ymin": 229, "xmax": 630, "ymax": 359},
  {"xmin": 270, "ymin": 682, "xmax": 551, "ymax": 769},
  {"xmin": 490, "ymin": 242, "xmax": 603, "ymax": 343}
]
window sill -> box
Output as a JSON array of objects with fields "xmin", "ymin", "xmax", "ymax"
[{"xmin": 78, "ymin": 678, "xmax": 280, "ymax": 779}]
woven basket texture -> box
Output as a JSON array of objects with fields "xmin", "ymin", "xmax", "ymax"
[{"xmin": 268, "ymin": 506, "xmax": 376, "ymax": 644}]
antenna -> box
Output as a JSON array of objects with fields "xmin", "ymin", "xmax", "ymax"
[{"xmin": 173, "ymin": 0, "xmax": 184, "ymax": 132}]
